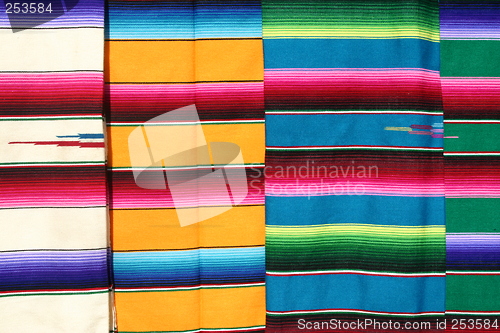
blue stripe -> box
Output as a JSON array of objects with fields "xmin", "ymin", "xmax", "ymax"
[
  {"xmin": 266, "ymin": 196, "xmax": 445, "ymax": 226},
  {"xmin": 266, "ymin": 274, "xmax": 445, "ymax": 313},
  {"xmin": 107, "ymin": 2, "xmax": 262, "ymax": 39},
  {"xmin": 264, "ymin": 39, "xmax": 440, "ymax": 71},
  {"xmin": 113, "ymin": 247, "xmax": 265, "ymax": 288},
  {"xmin": 266, "ymin": 114, "xmax": 443, "ymax": 148}
]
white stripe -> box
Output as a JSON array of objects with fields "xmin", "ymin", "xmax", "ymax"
[
  {"xmin": 267, "ymin": 270, "xmax": 445, "ymax": 277},
  {"xmin": 267, "ymin": 309, "xmax": 443, "ymax": 317},
  {"xmin": 445, "ymin": 120, "xmax": 500, "ymax": 124},
  {"xmin": 0, "ymin": 293, "xmax": 110, "ymax": 333},
  {"xmin": 447, "ymin": 311, "xmax": 500, "ymax": 315},
  {"xmin": 115, "ymin": 282, "xmax": 265, "ymax": 292},
  {"xmin": 267, "ymin": 146, "xmax": 442, "ymax": 151},
  {"xmin": 447, "ymin": 271, "xmax": 500, "ymax": 275},
  {"xmin": 0, "ymin": 207, "xmax": 108, "ymax": 251},
  {"xmin": 267, "ymin": 111, "xmax": 443, "ymax": 116},
  {"xmin": 0, "ymin": 162, "xmax": 105, "ymax": 167},
  {"xmin": 162, "ymin": 326, "xmax": 266, "ymax": 333},
  {"xmin": 0, "ymin": 28, "xmax": 103, "ymax": 71},
  {"xmin": 444, "ymin": 152, "xmax": 500, "ymax": 156},
  {"xmin": 110, "ymin": 120, "xmax": 264, "ymax": 126},
  {"xmin": 110, "ymin": 164, "xmax": 263, "ymax": 171},
  {"xmin": 0, "ymin": 116, "xmax": 102, "ymax": 121}
]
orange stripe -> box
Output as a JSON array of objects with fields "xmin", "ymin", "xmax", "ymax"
[
  {"xmin": 107, "ymin": 123, "xmax": 265, "ymax": 168},
  {"xmin": 105, "ymin": 40, "xmax": 263, "ymax": 83},
  {"xmin": 112, "ymin": 206, "xmax": 265, "ymax": 251},
  {"xmin": 115, "ymin": 287, "xmax": 265, "ymax": 331}
]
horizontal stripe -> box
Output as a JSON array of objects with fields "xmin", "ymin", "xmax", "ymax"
[
  {"xmin": 265, "ymin": 150, "xmax": 444, "ymax": 197},
  {"xmin": 107, "ymin": 1, "xmax": 262, "ymax": 39},
  {"xmin": 445, "ymin": 156, "xmax": 500, "ymax": 198},
  {"xmin": 267, "ymin": 110, "xmax": 442, "ymax": 115},
  {"xmin": 446, "ymin": 198, "xmax": 500, "ymax": 232},
  {"xmin": 266, "ymin": 312, "xmax": 444, "ymax": 332},
  {"xmin": 0, "ymin": 28, "xmax": 103, "ymax": 71},
  {"xmin": 263, "ymin": 39, "xmax": 439, "ymax": 71},
  {"xmin": 0, "ymin": 249, "xmax": 109, "ymax": 292},
  {"xmin": 107, "ymin": 82, "xmax": 263, "ymax": 123},
  {"xmin": 115, "ymin": 287, "xmax": 265, "ymax": 331},
  {"xmin": 266, "ymin": 274, "xmax": 445, "ymax": 313},
  {"xmin": 0, "ymin": 293, "xmax": 110, "ymax": 331},
  {"xmin": 0, "ymin": 72, "xmax": 103, "ymax": 117},
  {"xmin": 113, "ymin": 247, "xmax": 264, "ymax": 288},
  {"xmin": 118, "ymin": 326, "xmax": 265, "ymax": 333},
  {"xmin": 115, "ymin": 282, "xmax": 265, "ymax": 293},
  {"xmin": 267, "ymin": 271, "xmax": 445, "ymax": 278},
  {"xmin": 262, "ymin": 0, "xmax": 439, "ymax": 41},
  {"xmin": 441, "ymin": 40, "xmax": 500, "ymax": 77},
  {"xmin": 440, "ymin": 3, "xmax": 500, "ymax": 40},
  {"xmin": 447, "ymin": 234, "xmax": 500, "ymax": 271},
  {"xmin": 109, "ymin": 168, "xmax": 263, "ymax": 209},
  {"xmin": 266, "ymin": 114, "xmax": 443, "ymax": 148},
  {"xmin": 0, "ymin": 120, "xmax": 105, "ymax": 163},
  {"xmin": 106, "ymin": 39, "xmax": 263, "ymax": 82},
  {"xmin": 264, "ymin": 69, "xmax": 443, "ymax": 111},
  {"xmin": 108, "ymin": 123, "xmax": 265, "ymax": 167},
  {"xmin": 267, "ymin": 309, "xmax": 443, "ymax": 317},
  {"xmin": 266, "ymin": 195, "xmax": 445, "ymax": 226},
  {"xmin": 0, "ymin": 166, "xmax": 106, "ymax": 207},
  {"xmin": 447, "ymin": 275, "xmax": 500, "ymax": 311},
  {"xmin": 0, "ymin": 207, "xmax": 107, "ymax": 251},
  {"xmin": 112, "ymin": 206, "xmax": 264, "ymax": 251},
  {"xmin": 441, "ymin": 78, "xmax": 500, "ymax": 119},
  {"xmin": 267, "ymin": 145, "xmax": 443, "ymax": 151},
  {"xmin": 267, "ymin": 224, "xmax": 445, "ymax": 274},
  {"xmin": 444, "ymin": 123, "xmax": 500, "ymax": 152}
]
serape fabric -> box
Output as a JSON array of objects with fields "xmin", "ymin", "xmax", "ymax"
[
  {"xmin": 0, "ymin": 0, "xmax": 111, "ymax": 332},
  {"xmin": 0, "ymin": 0, "xmax": 499, "ymax": 332},
  {"xmin": 106, "ymin": 1, "xmax": 265, "ymax": 332},
  {"xmin": 441, "ymin": 0, "xmax": 500, "ymax": 329},
  {"xmin": 263, "ymin": 0, "xmax": 446, "ymax": 331}
]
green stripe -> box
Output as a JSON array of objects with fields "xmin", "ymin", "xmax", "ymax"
[
  {"xmin": 446, "ymin": 198, "xmax": 500, "ymax": 233},
  {"xmin": 441, "ymin": 40, "xmax": 500, "ymax": 77},
  {"xmin": 445, "ymin": 124, "xmax": 500, "ymax": 152},
  {"xmin": 447, "ymin": 275, "xmax": 500, "ymax": 311}
]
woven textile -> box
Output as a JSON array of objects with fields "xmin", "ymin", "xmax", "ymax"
[
  {"xmin": 0, "ymin": 0, "xmax": 110, "ymax": 331},
  {"xmin": 0, "ymin": 0, "xmax": 499, "ymax": 332},
  {"xmin": 441, "ymin": 0, "xmax": 500, "ymax": 328},
  {"xmin": 263, "ymin": 0, "xmax": 446, "ymax": 331},
  {"xmin": 106, "ymin": 1, "xmax": 265, "ymax": 332}
]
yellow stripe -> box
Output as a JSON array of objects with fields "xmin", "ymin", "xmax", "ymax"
[
  {"xmin": 267, "ymin": 224, "xmax": 445, "ymax": 237},
  {"xmin": 107, "ymin": 123, "xmax": 265, "ymax": 167},
  {"xmin": 112, "ymin": 206, "xmax": 264, "ymax": 251},
  {"xmin": 114, "ymin": 287, "xmax": 265, "ymax": 331},
  {"xmin": 105, "ymin": 39, "xmax": 263, "ymax": 83}
]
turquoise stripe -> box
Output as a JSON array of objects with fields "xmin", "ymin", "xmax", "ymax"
[
  {"xmin": 266, "ymin": 274, "xmax": 445, "ymax": 313},
  {"xmin": 264, "ymin": 39, "xmax": 440, "ymax": 70},
  {"xmin": 266, "ymin": 196, "xmax": 445, "ymax": 226},
  {"xmin": 266, "ymin": 114, "xmax": 443, "ymax": 148}
]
